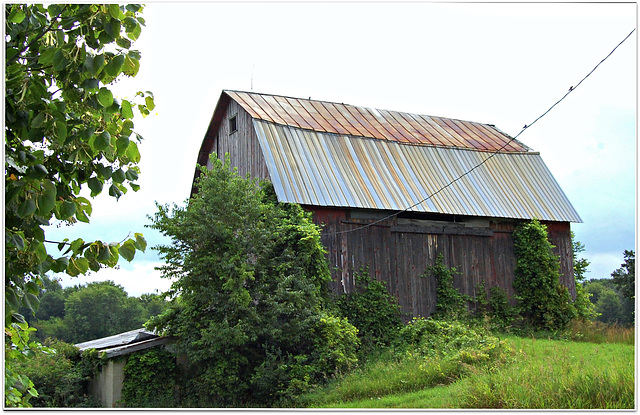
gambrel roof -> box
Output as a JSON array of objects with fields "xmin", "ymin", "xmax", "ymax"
[{"xmin": 197, "ymin": 90, "xmax": 582, "ymax": 223}]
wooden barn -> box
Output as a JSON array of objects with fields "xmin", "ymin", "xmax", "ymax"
[{"xmin": 193, "ymin": 90, "xmax": 582, "ymax": 318}]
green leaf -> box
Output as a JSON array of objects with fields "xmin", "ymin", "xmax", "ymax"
[
  {"xmin": 8, "ymin": 8, "xmax": 26, "ymax": 23},
  {"xmin": 105, "ymin": 18, "xmax": 121, "ymax": 39},
  {"xmin": 69, "ymin": 238, "xmax": 85, "ymax": 255},
  {"xmin": 53, "ymin": 50, "xmax": 69, "ymax": 71},
  {"xmin": 125, "ymin": 140, "xmax": 141, "ymax": 163},
  {"xmin": 17, "ymin": 198, "xmax": 36, "ymax": 218},
  {"xmin": 116, "ymin": 37, "xmax": 132, "ymax": 49},
  {"xmin": 116, "ymin": 135, "xmax": 130, "ymax": 155},
  {"xmin": 31, "ymin": 112, "xmax": 45, "ymax": 128},
  {"xmin": 134, "ymin": 233, "xmax": 147, "ymax": 252},
  {"xmin": 80, "ymin": 78, "xmax": 100, "ymax": 92},
  {"xmin": 38, "ymin": 47, "xmax": 57, "ymax": 66},
  {"xmin": 94, "ymin": 131, "xmax": 111, "ymax": 150},
  {"xmin": 11, "ymin": 233, "xmax": 25, "ymax": 251},
  {"xmin": 54, "ymin": 120, "xmax": 67, "ymax": 143},
  {"xmin": 58, "ymin": 199, "xmax": 76, "ymax": 220},
  {"xmin": 129, "ymin": 21, "xmax": 142, "ymax": 40},
  {"xmin": 124, "ymin": 168, "xmax": 138, "ymax": 181},
  {"xmin": 96, "ymin": 164, "xmax": 112, "ymax": 180},
  {"xmin": 97, "ymin": 87, "xmax": 114, "ymax": 108},
  {"xmin": 51, "ymin": 257, "xmax": 69, "ymax": 273},
  {"xmin": 121, "ymin": 100, "xmax": 134, "ymax": 119},
  {"xmin": 119, "ymin": 240, "xmax": 136, "ymax": 262},
  {"xmin": 87, "ymin": 177, "xmax": 103, "ymax": 196},
  {"xmin": 145, "ymin": 96, "xmax": 155, "ymax": 111},
  {"xmin": 109, "ymin": 4, "xmax": 122, "ymax": 19},
  {"xmin": 68, "ymin": 257, "xmax": 89, "ymax": 276},
  {"xmin": 37, "ymin": 180, "xmax": 56, "ymax": 215},
  {"xmin": 76, "ymin": 208, "xmax": 90, "ymax": 223},
  {"xmin": 109, "ymin": 184, "xmax": 123, "ymax": 199},
  {"xmin": 93, "ymin": 54, "xmax": 106, "ymax": 74},
  {"xmin": 22, "ymin": 292, "xmax": 40, "ymax": 313},
  {"xmin": 112, "ymin": 168, "xmax": 126, "ymax": 183},
  {"xmin": 97, "ymin": 243, "xmax": 111, "ymax": 262},
  {"xmin": 104, "ymin": 54, "xmax": 125, "ymax": 77}
]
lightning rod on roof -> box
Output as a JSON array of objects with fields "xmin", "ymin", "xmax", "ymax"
[{"xmin": 251, "ymin": 64, "xmax": 254, "ymax": 91}]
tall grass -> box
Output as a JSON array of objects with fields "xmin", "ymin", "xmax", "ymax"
[
  {"xmin": 564, "ymin": 319, "xmax": 635, "ymax": 344},
  {"xmin": 300, "ymin": 327, "xmax": 635, "ymax": 409},
  {"xmin": 458, "ymin": 336, "xmax": 635, "ymax": 409}
]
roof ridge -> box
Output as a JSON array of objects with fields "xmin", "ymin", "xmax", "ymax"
[
  {"xmin": 224, "ymin": 89, "xmax": 505, "ymax": 129},
  {"xmin": 223, "ymin": 90, "xmax": 530, "ymax": 153}
]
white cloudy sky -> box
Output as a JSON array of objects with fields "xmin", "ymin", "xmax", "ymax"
[{"xmin": 48, "ymin": 2, "xmax": 636, "ymax": 296}]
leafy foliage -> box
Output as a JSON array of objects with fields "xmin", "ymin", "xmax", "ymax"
[
  {"xmin": 27, "ymin": 280, "xmax": 165, "ymax": 343},
  {"xmin": 571, "ymin": 234, "xmax": 597, "ymax": 321},
  {"xmin": 121, "ymin": 348, "xmax": 178, "ymax": 408},
  {"xmin": 147, "ymin": 155, "xmax": 359, "ymax": 407},
  {"xmin": 513, "ymin": 219, "xmax": 575, "ymax": 330},
  {"xmin": 611, "ymin": 250, "xmax": 635, "ymax": 324},
  {"xmin": 397, "ymin": 318, "xmax": 516, "ymax": 379},
  {"xmin": 334, "ymin": 268, "xmax": 403, "ymax": 350},
  {"xmin": 584, "ymin": 278, "xmax": 634, "ymax": 326},
  {"xmin": 10, "ymin": 339, "xmax": 100, "ymax": 408},
  {"xmin": 5, "ymin": 4, "xmax": 152, "ymax": 406},
  {"xmin": 426, "ymin": 254, "xmax": 470, "ymax": 320},
  {"xmin": 488, "ymin": 285, "xmax": 516, "ymax": 329}
]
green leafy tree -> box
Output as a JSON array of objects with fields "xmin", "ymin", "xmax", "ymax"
[
  {"xmin": 571, "ymin": 234, "xmax": 597, "ymax": 320},
  {"xmin": 611, "ymin": 250, "xmax": 635, "ymax": 324},
  {"xmin": 513, "ymin": 219, "xmax": 576, "ymax": 330},
  {"xmin": 5, "ymin": 4, "xmax": 152, "ymax": 406},
  {"xmin": 147, "ymin": 155, "xmax": 359, "ymax": 407},
  {"xmin": 63, "ymin": 281, "xmax": 146, "ymax": 343}
]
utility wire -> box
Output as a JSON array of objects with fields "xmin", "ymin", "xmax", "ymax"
[{"xmin": 325, "ymin": 28, "xmax": 636, "ymax": 236}]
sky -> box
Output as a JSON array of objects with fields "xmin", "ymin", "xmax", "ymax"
[{"xmin": 47, "ymin": 2, "xmax": 637, "ymax": 297}]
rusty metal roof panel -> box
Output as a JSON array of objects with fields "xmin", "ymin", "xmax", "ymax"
[
  {"xmin": 253, "ymin": 120, "xmax": 581, "ymax": 222},
  {"xmin": 228, "ymin": 91, "xmax": 530, "ymax": 153}
]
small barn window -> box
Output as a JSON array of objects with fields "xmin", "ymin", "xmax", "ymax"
[{"xmin": 229, "ymin": 116, "xmax": 237, "ymax": 134}]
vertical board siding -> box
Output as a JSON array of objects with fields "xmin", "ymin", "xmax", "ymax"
[
  {"xmin": 208, "ymin": 101, "xmax": 270, "ymax": 181},
  {"xmin": 313, "ymin": 209, "xmax": 575, "ymax": 320}
]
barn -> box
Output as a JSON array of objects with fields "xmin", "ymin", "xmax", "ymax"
[{"xmin": 193, "ymin": 90, "xmax": 582, "ymax": 318}]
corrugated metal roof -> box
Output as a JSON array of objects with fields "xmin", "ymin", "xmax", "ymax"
[
  {"xmin": 227, "ymin": 90, "xmax": 530, "ymax": 153},
  {"xmin": 75, "ymin": 328, "xmax": 157, "ymax": 351},
  {"xmin": 254, "ymin": 120, "xmax": 582, "ymax": 223}
]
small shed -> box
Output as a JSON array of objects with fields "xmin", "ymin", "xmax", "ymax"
[
  {"xmin": 76, "ymin": 329, "xmax": 173, "ymax": 408},
  {"xmin": 194, "ymin": 90, "xmax": 582, "ymax": 318}
]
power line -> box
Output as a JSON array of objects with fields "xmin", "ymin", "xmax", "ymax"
[{"xmin": 325, "ymin": 28, "xmax": 636, "ymax": 236}]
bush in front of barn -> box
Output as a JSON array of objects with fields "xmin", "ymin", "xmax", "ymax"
[
  {"xmin": 146, "ymin": 154, "xmax": 359, "ymax": 407},
  {"xmin": 333, "ymin": 268, "xmax": 403, "ymax": 353}
]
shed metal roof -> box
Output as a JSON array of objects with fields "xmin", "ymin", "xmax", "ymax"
[
  {"xmin": 254, "ymin": 120, "xmax": 582, "ymax": 222},
  {"xmin": 75, "ymin": 328, "xmax": 157, "ymax": 351}
]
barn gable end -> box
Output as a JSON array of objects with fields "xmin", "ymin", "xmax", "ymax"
[{"xmin": 194, "ymin": 90, "xmax": 581, "ymax": 319}]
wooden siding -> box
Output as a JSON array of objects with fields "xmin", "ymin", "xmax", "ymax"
[
  {"xmin": 310, "ymin": 207, "xmax": 576, "ymax": 320},
  {"xmin": 200, "ymin": 100, "xmax": 270, "ymax": 183}
]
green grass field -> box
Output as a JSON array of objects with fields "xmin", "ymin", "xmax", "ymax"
[{"xmin": 298, "ymin": 333, "xmax": 635, "ymax": 409}]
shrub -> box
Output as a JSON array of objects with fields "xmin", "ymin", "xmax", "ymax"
[
  {"xmin": 426, "ymin": 254, "xmax": 470, "ymax": 320},
  {"xmin": 488, "ymin": 286, "xmax": 516, "ymax": 329},
  {"xmin": 13, "ymin": 340, "xmax": 99, "ymax": 408},
  {"xmin": 513, "ymin": 219, "xmax": 576, "ymax": 330},
  {"xmin": 396, "ymin": 318, "xmax": 516, "ymax": 386},
  {"xmin": 334, "ymin": 268, "xmax": 402, "ymax": 349},
  {"xmin": 147, "ymin": 155, "xmax": 359, "ymax": 407}
]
